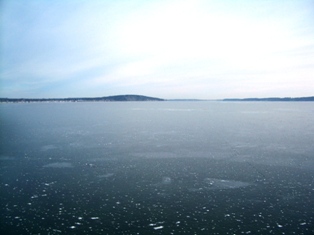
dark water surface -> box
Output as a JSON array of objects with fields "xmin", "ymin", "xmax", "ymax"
[{"xmin": 1, "ymin": 102, "xmax": 313, "ymax": 234}]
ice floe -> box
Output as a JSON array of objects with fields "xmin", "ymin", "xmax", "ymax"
[
  {"xmin": 162, "ymin": 177, "xmax": 172, "ymax": 185},
  {"xmin": 0, "ymin": 155, "xmax": 15, "ymax": 161},
  {"xmin": 43, "ymin": 162, "xmax": 73, "ymax": 168},
  {"xmin": 204, "ymin": 178, "xmax": 251, "ymax": 189},
  {"xmin": 41, "ymin": 145, "xmax": 57, "ymax": 151},
  {"xmin": 97, "ymin": 173, "xmax": 114, "ymax": 178}
]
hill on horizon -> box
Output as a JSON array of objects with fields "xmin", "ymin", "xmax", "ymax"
[{"xmin": 0, "ymin": 94, "xmax": 164, "ymax": 102}]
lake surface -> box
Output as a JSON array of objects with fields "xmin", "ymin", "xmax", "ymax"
[{"xmin": 0, "ymin": 101, "xmax": 313, "ymax": 234}]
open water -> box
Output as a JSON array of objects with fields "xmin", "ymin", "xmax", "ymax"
[{"xmin": 0, "ymin": 102, "xmax": 313, "ymax": 234}]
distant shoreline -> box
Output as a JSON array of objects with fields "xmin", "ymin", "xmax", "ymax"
[
  {"xmin": 0, "ymin": 95, "xmax": 164, "ymax": 103},
  {"xmin": 221, "ymin": 96, "xmax": 314, "ymax": 102},
  {"xmin": 1, "ymin": 95, "xmax": 314, "ymax": 103}
]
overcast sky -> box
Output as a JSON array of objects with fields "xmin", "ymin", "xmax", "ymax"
[{"xmin": 1, "ymin": 0, "xmax": 313, "ymax": 99}]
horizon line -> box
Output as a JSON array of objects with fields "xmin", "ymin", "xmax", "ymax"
[{"xmin": 1, "ymin": 94, "xmax": 314, "ymax": 102}]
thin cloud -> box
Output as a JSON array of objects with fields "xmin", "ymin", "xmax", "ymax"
[{"xmin": 1, "ymin": 0, "xmax": 313, "ymax": 99}]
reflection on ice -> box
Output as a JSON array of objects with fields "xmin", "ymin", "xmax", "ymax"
[{"xmin": 43, "ymin": 162, "xmax": 73, "ymax": 168}]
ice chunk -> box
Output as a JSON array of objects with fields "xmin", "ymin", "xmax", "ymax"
[{"xmin": 276, "ymin": 223, "xmax": 283, "ymax": 228}]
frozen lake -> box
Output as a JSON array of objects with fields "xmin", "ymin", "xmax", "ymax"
[{"xmin": 0, "ymin": 101, "xmax": 313, "ymax": 234}]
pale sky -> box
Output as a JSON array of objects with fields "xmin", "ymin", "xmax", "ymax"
[{"xmin": 1, "ymin": 0, "xmax": 314, "ymax": 99}]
